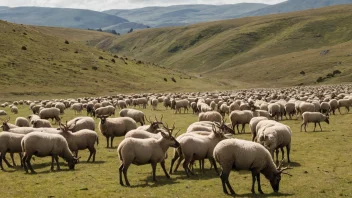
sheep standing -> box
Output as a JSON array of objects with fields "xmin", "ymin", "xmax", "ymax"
[
  {"xmin": 268, "ymin": 103, "xmax": 281, "ymax": 121},
  {"xmin": 329, "ymin": 99, "xmax": 340, "ymax": 115},
  {"xmin": 39, "ymin": 107, "xmax": 61, "ymax": 123},
  {"xmin": 32, "ymin": 119, "xmax": 52, "ymax": 128},
  {"xmin": 15, "ymin": 117, "xmax": 30, "ymax": 127},
  {"xmin": 119, "ymin": 109, "xmax": 145, "ymax": 125},
  {"xmin": 198, "ymin": 111, "xmax": 222, "ymax": 123},
  {"xmin": 21, "ymin": 132, "xmax": 78, "ymax": 173},
  {"xmin": 118, "ymin": 127, "xmax": 179, "ymax": 186},
  {"xmin": 213, "ymin": 138, "xmax": 292, "ymax": 194},
  {"xmin": 300, "ymin": 112, "xmax": 329, "ymax": 132},
  {"xmin": 117, "ymin": 100, "xmax": 127, "ymax": 109},
  {"xmin": 10, "ymin": 106, "xmax": 18, "ymax": 114},
  {"xmin": 95, "ymin": 106, "xmax": 115, "ymax": 117},
  {"xmin": 151, "ymin": 98, "xmax": 158, "ymax": 111},
  {"xmin": 98, "ymin": 116, "xmax": 137, "ymax": 148},
  {"xmin": 55, "ymin": 102, "xmax": 66, "ymax": 114},
  {"xmin": 249, "ymin": 117, "xmax": 268, "ymax": 141},
  {"xmin": 338, "ymin": 99, "xmax": 351, "ymax": 114},
  {"xmin": 66, "ymin": 117, "xmax": 95, "ymax": 132},
  {"xmin": 229, "ymin": 110, "xmax": 253, "ymax": 134},
  {"xmin": 284, "ymin": 102, "xmax": 296, "ymax": 120},
  {"xmin": 0, "ymin": 132, "xmax": 24, "ymax": 170},
  {"xmin": 320, "ymin": 102, "xmax": 330, "ymax": 115},
  {"xmin": 174, "ymin": 99, "xmax": 189, "ymax": 114}
]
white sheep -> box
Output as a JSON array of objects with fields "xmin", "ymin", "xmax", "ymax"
[
  {"xmin": 151, "ymin": 98, "xmax": 158, "ymax": 111},
  {"xmin": 32, "ymin": 119, "xmax": 52, "ymax": 128},
  {"xmin": 297, "ymin": 102, "xmax": 315, "ymax": 118},
  {"xmin": 39, "ymin": 107, "xmax": 61, "ymax": 123},
  {"xmin": 10, "ymin": 106, "xmax": 18, "ymax": 114},
  {"xmin": 119, "ymin": 109, "xmax": 145, "ymax": 125},
  {"xmin": 15, "ymin": 117, "xmax": 30, "ymax": 127},
  {"xmin": 229, "ymin": 102, "xmax": 240, "ymax": 112},
  {"xmin": 213, "ymin": 138, "xmax": 292, "ymax": 194},
  {"xmin": 66, "ymin": 117, "xmax": 95, "ymax": 132},
  {"xmin": 21, "ymin": 132, "xmax": 78, "ymax": 173},
  {"xmin": 268, "ymin": 103, "xmax": 281, "ymax": 121},
  {"xmin": 118, "ymin": 128, "xmax": 179, "ymax": 186},
  {"xmin": 284, "ymin": 102, "xmax": 296, "ymax": 120},
  {"xmin": 98, "ymin": 115, "xmax": 137, "ymax": 148},
  {"xmin": 229, "ymin": 110, "xmax": 253, "ymax": 134},
  {"xmin": 338, "ymin": 99, "xmax": 351, "ymax": 114},
  {"xmin": 210, "ymin": 101, "xmax": 217, "ymax": 111},
  {"xmin": 320, "ymin": 102, "xmax": 330, "ymax": 115},
  {"xmin": 329, "ymin": 99, "xmax": 340, "ymax": 115},
  {"xmin": 27, "ymin": 114, "xmax": 40, "ymax": 123},
  {"xmin": 55, "ymin": 102, "xmax": 66, "ymax": 114},
  {"xmin": 117, "ymin": 100, "xmax": 127, "ymax": 109},
  {"xmin": 95, "ymin": 105, "xmax": 115, "ymax": 117},
  {"xmin": 219, "ymin": 104, "xmax": 230, "ymax": 116},
  {"xmin": 198, "ymin": 111, "xmax": 222, "ymax": 123},
  {"xmin": 0, "ymin": 110, "xmax": 7, "ymax": 116},
  {"xmin": 0, "ymin": 132, "xmax": 24, "ymax": 170},
  {"xmin": 174, "ymin": 99, "xmax": 189, "ymax": 114},
  {"xmin": 71, "ymin": 103, "xmax": 83, "ymax": 115},
  {"xmin": 300, "ymin": 112, "xmax": 330, "ymax": 132},
  {"xmin": 249, "ymin": 117, "xmax": 268, "ymax": 141}
]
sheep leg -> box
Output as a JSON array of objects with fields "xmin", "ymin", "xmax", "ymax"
[
  {"xmin": 257, "ymin": 173, "xmax": 264, "ymax": 194},
  {"xmin": 87, "ymin": 147, "xmax": 96, "ymax": 162},
  {"xmin": 183, "ymin": 157, "xmax": 192, "ymax": 177},
  {"xmin": 304, "ymin": 123, "xmax": 307, "ymax": 132},
  {"xmin": 51, "ymin": 156, "xmax": 55, "ymax": 171},
  {"xmin": 318, "ymin": 122, "xmax": 323, "ymax": 132},
  {"xmin": 0, "ymin": 153, "xmax": 3, "ymax": 170},
  {"xmin": 287, "ymin": 144, "xmax": 291, "ymax": 163},
  {"xmin": 10, "ymin": 153, "xmax": 16, "ymax": 167},
  {"xmin": 313, "ymin": 122, "xmax": 316, "ymax": 132},
  {"xmin": 151, "ymin": 162, "xmax": 158, "ymax": 182},
  {"xmin": 110, "ymin": 137, "xmax": 114, "ymax": 148},
  {"xmin": 25, "ymin": 154, "xmax": 36, "ymax": 174},
  {"xmin": 160, "ymin": 161, "xmax": 170, "ymax": 179},
  {"xmin": 173, "ymin": 152, "xmax": 184, "ymax": 173},
  {"xmin": 22, "ymin": 153, "xmax": 28, "ymax": 173},
  {"xmin": 251, "ymin": 172, "xmax": 256, "ymax": 194},
  {"xmin": 119, "ymin": 163, "xmax": 124, "ymax": 186},
  {"xmin": 280, "ymin": 147, "xmax": 285, "ymax": 161},
  {"xmin": 2, "ymin": 152, "xmax": 13, "ymax": 168},
  {"xmin": 275, "ymin": 149, "xmax": 279, "ymax": 164},
  {"xmin": 220, "ymin": 170, "xmax": 235, "ymax": 195},
  {"xmin": 300, "ymin": 123, "xmax": 304, "ymax": 132},
  {"xmin": 236, "ymin": 124, "xmax": 240, "ymax": 134},
  {"xmin": 169, "ymin": 149, "xmax": 180, "ymax": 174},
  {"xmin": 210, "ymin": 158, "xmax": 219, "ymax": 175},
  {"xmin": 106, "ymin": 137, "xmax": 109, "ymax": 148},
  {"xmin": 54, "ymin": 155, "xmax": 60, "ymax": 171},
  {"xmin": 19, "ymin": 153, "xmax": 23, "ymax": 167},
  {"xmin": 122, "ymin": 163, "xmax": 131, "ymax": 186}
]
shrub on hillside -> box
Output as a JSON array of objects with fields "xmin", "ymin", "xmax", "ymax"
[
  {"xmin": 65, "ymin": 40, "xmax": 69, "ymax": 44},
  {"xmin": 316, "ymin": 77, "xmax": 325, "ymax": 83},
  {"xmin": 171, "ymin": 77, "xmax": 176, "ymax": 83},
  {"xmin": 333, "ymin": 70, "xmax": 341, "ymax": 75},
  {"xmin": 92, "ymin": 66, "xmax": 98, "ymax": 71},
  {"xmin": 21, "ymin": 46, "xmax": 27, "ymax": 50}
]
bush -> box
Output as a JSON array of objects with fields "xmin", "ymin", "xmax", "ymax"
[
  {"xmin": 316, "ymin": 77, "xmax": 325, "ymax": 83},
  {"xmin": 74, "ymin": 50, "xmax": 78, "ymax": 53},
  {"xmin": 128, "ymin": 28, "xmax": 134, "ymax": 33},
  {"xmin": 300, "ymin": 71, "xmax": 305, "ymax": 75},
  {"xmin": 92, "ymin": 66, "xmax": 98, "ymax": 71},
  {"xmin": 99, "ymin": 56, "xmax": 104, "ymax": 60},
  {"xmin": 21, "ymin": 46, "xmax": 27, "ymax": 50},
  {"xmin": 64, "ymin": 40, "xmax": 69, "ymax": 44},
  {"xmin": 171, "ymin": 77, "xmax": 176, "ymax": 83},
  {"xmin": 111, "ymin": 59, "xmax": 115, "ymax": 63},
  {"xmin": 164, "ymin": 78, "xmax": 167, "ymax": 82},
  {"xmin": 114, "ymin": 55, "xmax": 119, "ymax": 58},
  {"xmin": 326, "ymin": 73, "xmax": 334, "ymax": 78},
  {"xmin": 333, "ymin": 70, "xmax": 341, "ymax": 75}
]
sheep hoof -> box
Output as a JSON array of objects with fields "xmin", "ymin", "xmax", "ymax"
[
  {"xmin": 259, "ymin": 190, "xmax": 264, "ymax": 194},
  {"xmin": 30, "ymin": 171, "xmax": 37, "ymax": 174}
]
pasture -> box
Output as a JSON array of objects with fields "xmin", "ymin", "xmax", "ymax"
[{"xmin": 0, "ymin": 104, "xmax": 352, "ymax": 197}]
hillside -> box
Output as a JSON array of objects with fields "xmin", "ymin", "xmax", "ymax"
[
  {"xmin": 0, "ymin": 7, "xmax": 147, "ymax": 34},
  {"xmin": 103, "ymin": 3, "xmax": 268, "ymax": 27},
  {"xmin": 95, "ymin": 5, "xmax": 352, "ymax": 87},
  {"xmin": 0, "ymin": 20, "xmax": 229, "ymax": 102},
  {"xmin": 242, "ymin": 0, "xmax": 352, "ymax": 17}
]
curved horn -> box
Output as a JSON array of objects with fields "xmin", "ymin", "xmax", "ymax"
[{"xmin": 277, "ymin": 158, "xmax": 285, "ymax": 170}]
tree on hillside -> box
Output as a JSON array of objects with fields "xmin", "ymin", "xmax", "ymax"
[{"xmin": 128, "ymin": 28, "xmax": 134, "ymax": 33}]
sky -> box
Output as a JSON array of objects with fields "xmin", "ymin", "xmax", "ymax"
[{"xmin": 0, "ymin": 0, "xmax": 286, "ymax": 11}]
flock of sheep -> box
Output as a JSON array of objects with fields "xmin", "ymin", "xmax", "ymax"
[{"xmin": 0, "ymin": 84, "xmax": 351, "ymax": 195}]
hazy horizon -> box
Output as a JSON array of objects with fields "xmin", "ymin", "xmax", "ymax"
[{"xmin": 0, "ymin": 0, "xmax": 286, "ymax": 11}]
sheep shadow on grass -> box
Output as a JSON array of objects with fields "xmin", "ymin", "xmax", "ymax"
[
  {"xmin": 228, "ymin": 192, "xmax": 294, "ymax": 197},
  {"xmin": 129, "ymin": 176, "xmax": 180, "ymax": 188}
]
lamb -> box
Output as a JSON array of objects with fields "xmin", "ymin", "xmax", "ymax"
[
  {"xmin": 119, "ymin": 109, "xmax": 145, "ymax": 125},
  {"xmin": 15, "ymin": 117, "xmax": 30, "ymax": 127},
  {"xmin": 58, "ymin": 122, "xmax": 99, "ymax": 162},
  {"xmin": 39, "ymin": 107, "xmax": 61, "ymax": 123},
  {"xmin": 249, "ymin": 117, "xmax": 268, "ymax": 141},
  {"xmin": 151, "ymin": 98, "xmax": 158, "ymax": 111},
  {"xmin": 337, "ymin": 99, "xmax": 351, "ymax": 114},
  {"xmin": 21, "ymin": 132, "xmax": 79, "ymax": 173},
  {"xmin": 118, "ymin": 126, "xmax": 179, "ymax": 186},
  {"xmin": 32, "ymin": 119, "xmax": 52, "ymax": 128},
  {"xmin": 300, "ymin": 112, "xmax": 329, "ymax": 132},
  {"xmin": 95, "ymin": 106, "xmax": 115, "ymax": 117},
  {"xmin": 329, "ymin": 99, "xmax": 340, "ymax": 115},
  {"xmin": 213, "ymin": 138, "xmax": 292, "ymax": 194},
  {"xmin": 98, "ymin": 115, "xmax": 137, "ymax": 148},
  {"xmin": 66, "ymin": 117, "xmax": 95, "ymax": 132},
  {"xmin": 256, "ymin": 123, "xmax": 292, "ymax": 163},
  {"xmin": 198, "ymin": 111, "xmax": 222, "ymax": 123},
  {"xmin": 10, "ymin": 106, "xmax": 18, "ymax": 114},
  {"xmin": 229, "ymin": 110, "xmax": 253, "ymax": 134},
  {"xmin": 0, "ymin": 132, "xmax": 24, "ymax": 170}
]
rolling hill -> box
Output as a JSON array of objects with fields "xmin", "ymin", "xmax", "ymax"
[
  {"xmin": 94, "ymin": 5, "xmax": 352, "ymax": 87},
  {"xmin": 242, "ymin": 0, "xmax": 352, "ymax": 17},
  {"xmin": 103, "ymin": 3, "xmax": 268, "ymax": 27},
  {"xmin": 0, "ymin": 20, "xmax": 228, "ymax": 102},
  {"xmin": 0, "ymin": 7, "xmax": 148, "ymax": 34}
]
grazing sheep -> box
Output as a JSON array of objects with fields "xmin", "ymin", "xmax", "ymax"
[
  {"xmin": 297, "ymin": 102, "xmax": 315, "ymax": 118},
  {"xmin": 338, "ymin": 99, "xmax": 351, "ymax": 114},
  {"xmin": 71, "ymin": 103, "xmax": 83, "ymax": 115},
  {"xmin": 186, "ymin": 121, "xmax": 234, "ymax": 135},
  {"xmin": 86, "ymin": 103, "xmax": 95, "ymax": 116},
  {"xmin": 119, "ymin": 109, "xmax": 145, "ymax": 125},
  {"xmin": 329, "ymin": 99, "xmax": 340, "ymax": 115},
  {"xmin": 118, "ymin": 127, "xmax": 179, "ymax": 186},
  {"xmin": 300, "ymin": 112, "xmax": 329, "ymax": 132},
  {"xmin": 21, "ymin": 132, "xmax": 78, "ymax": 173},
  {"xmin": 10, "ymin": 106, "xmax": 18, "ymax": 114},
  {"xmin": 39, "ymin": 107, "xmax": 61, "ymax": 123},
  {"xmin": 249, "ymin": 117, "xmax": 268, "ymax": 141},
  {"xmin": 98, "ymin": 116, "xmax": 137, "ymax": 148},
  {"xmin": 240, "ymin": 103, "xmax": 250, "ymax": 111},
  {"xmin": 198, "ymin": 111, "xmax": 222, "ymax": 123},
  {"xmin": 213, "ymin": 139, "xmax": 292, "ymax": 194},
  {"xmin": 210, "ymin": 101, "xmax": 217, "ymax": 111},
  {"xmin": 0, "ymin": 110, "xmax": 7, "ymax": 116},
  {"xmin": 31, "ymin": 105, "xmax": 42, "ymax": 114},
  {"xmin": 252, "ymin": 110, "xmax": 271, "ymax": 119},
  {"xmin": 191, "ymin": 102, "xmax": 198, "ymax": 114},
  {"xmin": 58, "ymin": 123, "xmax": 99, "ymax": 162},
  {"xmin": 0, "ymin": 132, "xmax": 24, "ymax": 170},
  {"xmin": 32, "ymin": 119, "xmax": 52, "ymax": 128},
  {"xmin": 229, "ymin": 110, "xmax": 253, "ymax": 134},
  {"xmin": 15, "ymin": 117, "xmax": 30, "ymax": 127},
  {"xmin": 95, "ymin": 106, "xmax": 115, "ymax": 117}
]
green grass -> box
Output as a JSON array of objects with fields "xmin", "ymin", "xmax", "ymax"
[
  {"xmin": 0, "ymin": 105, "xmax": 352, "ymax": 197},
  {"xmin": 98, "ymin": 5, "xmax": 352, "ymax": 87},
  {"xmin": 0, "ymin": 20, "xmax": 234, "ymax": 102}
]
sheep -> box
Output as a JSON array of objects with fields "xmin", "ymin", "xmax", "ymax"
[
  {"xmin": 268, "ymin": 103, "xmax": 281, "ymax": 121},
  {"xmin": 297, "ymin": 102, "xmax": 315, "ymax": 118},
  {"xmin": 191, "ymin": 102, "xmax": 198, "ymax": 114},
  {"xmin": 213, "ymin": 138, "xmax": 292, "ymax": 195},
  {"xmin": 71, "ymin": 103, "xmax": 83, "ymax": 115},
  {"xmin": 117, "ymin": 100, "xmax": 127, "ymax": 109},
  {"xmin": 119, "ymin": 109, "xmax": 145, "ymax": 126},
  {"xmin": 136, "ymin": 115, "xmax": 163, "ymax": 133},
  {"xmin": 93, "ymin": 103, "xmax": 102, "ymax": 110},
  {"xmin": 86, "ymin": 102, "xmax": 94, "ymax": 116},
  {"xmin": 151, "ymin": 98, "xmax": 158, "ymax": 111},
  {"xmin": 163, "ymin": 97, "xmax": 172, "ymax": 109},
  {"xmin": 55, "ymin": 102, "xmax": 66, "ymax": 114},
  {"xmin": 118, "ymin": 126, "xmax": 179, "ymax": 186},
  {"xmin": 329, "ymin": 99, "xmax": 340, "ymax": 115},
  {"xmin": 10, "ymin": 106, "xmax": 18, "ymax": 114},
  {"xmin": 66, "ymin": 117, "xmax": 95, "ymax": 132},
  {"xmin": 27, "ymin": 114, "xmax": 40, "ymax": 123},
  {"xmin": 15, "ymin": 117, "xmax": 30, "ymax": 127},
  {"xmin": 31, "ymin": 105, "xmax": 42, "ymax": 114},
  {"xmin": 229, "ymin": 110, "xmax": 253, "ymax": 134},
  {"xmin": 98, "ymin": 115, "xmax": 137, "ymax": 148},
  {"xmin": 95, "ymin": 106, "xmax": 115, "ymax": 117},
  {"xmin": 338, "ymin": 99, "xmax": 351, "ymax": 114},
  {"xmin": 219, "ymin": 104, "xmax": 230, "ymax": 116},
  {"xmin": 252, "ymin": 110, "xmax": 271, "ymax": 119},
  {"xmin": 249, "ymin": 117, "xmax": 268, "ymax": 141},
  {"xmin": 186, "ymin": 121, "xmax": 234, "ymax": 135},
  {"xmin": 320, "ymin": 102, "xmax": 330, "ymax": 115},
  {"xmin": 39, "ymin": 107, "xmax": 61, "ymax": 123},
  {"xmin": 300, "ymin": 112, "xmax": 330, "ymax": 132},
  {"xmin": 210, "ymin": 101, "xmax": 216, "ymax": 111},
  {"xmin": 32, "ymin": 119, "xmax": 52, "ymax": 128},
  {"xmin": 21, "ymin": 132, "xmax": 79, "ymax": 173},
  {"xmin": 198, "ymin": 111, "xmax": 222, "ymax": 123},
  {"xmin": 101, "ymin": 101, "xmax": 111, "ymax": 107},
  {"xmin": 240, "ymin": 103, "xmax": 250, "ymax": 111},
  {"xmin": 58, "ymin": 122, "xmax": 99, "ymax": 162},
  {"xmin": 229, "ymin": 102, "xmax": 240, "ymax": 112},
  {"xmin": 0, "ymin": 132, "xmax": 24, "ymax": 170},
  {"xmin": 284, "ymin": 102, "xmax": 296, "ymax": 119},
  {"xmin": 169, "ymin": 125, "xmax": 227, "ymax": 176},
  {"xmin": 0, "ymin": 110, "xmax": 7, "ymax": 116},
  {"xmin": 174, "ymin": 99, "xmax": 189, "ymax": 114},
  {"xmin": 256, "ymin": 123, "xmax": 292, "ymax": 163}
]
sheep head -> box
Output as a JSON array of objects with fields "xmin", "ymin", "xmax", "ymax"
[
  {"xmin": 160, "ymin": 122, "xmax": 180, "ymax": 148},
  {"xmin": 269, "ymin": 158, "xmax": 293, "ymax": 193}
]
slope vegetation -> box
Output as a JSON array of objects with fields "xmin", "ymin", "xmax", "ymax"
[
  {"xmin": 0, "ymin": 20, "xmax": 227, "ymax": 102},
  {"xmin": 97, "ymin": 5, "xmax": 352, "ymax": 87}
]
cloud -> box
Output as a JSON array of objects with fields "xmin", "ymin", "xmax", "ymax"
[{"xmin": 0, "ymin": 0, "xmax": 286, "ymax": 11}]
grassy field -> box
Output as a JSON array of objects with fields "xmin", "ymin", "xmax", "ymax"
[
  {"xmin": 98, "ymin": 5, "xmax": 352, "ymax": 87},
  {"xmin": 0, "ymin": 105, "xmax": 351, "ymax": 197},
  {"xmin": 0, "ymin": 20, "xmax": 235, "ymax": 102}
]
